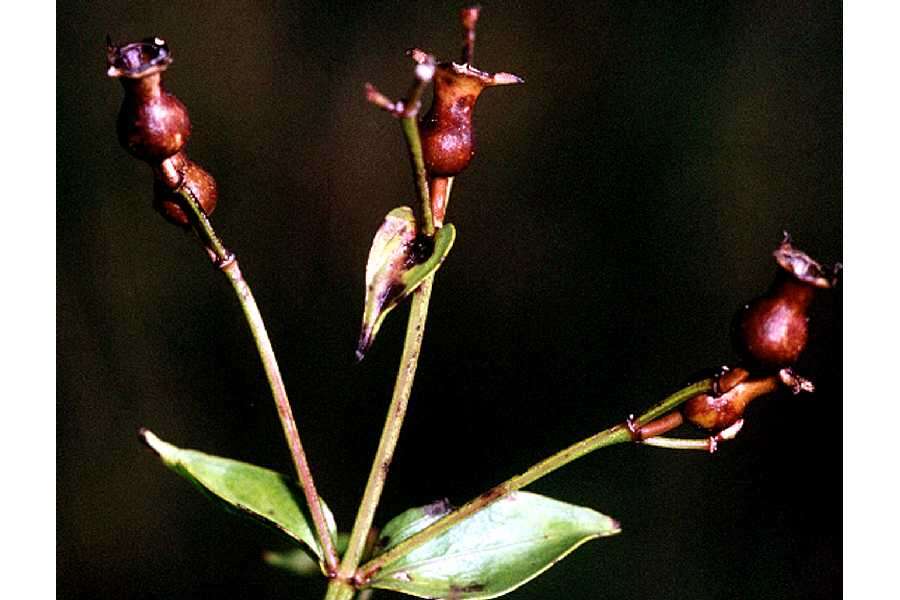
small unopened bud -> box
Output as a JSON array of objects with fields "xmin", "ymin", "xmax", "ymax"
[
  {"xmin": 460, "ymin": 6, "xmax": 481, "ymax": 33},
  {"xmin": 682, "ymin": 368, "xmax": 778, "ymax": 431},
  {"xmin": 682, "ymin": 365, "xmax": 816, "ymax": 432},
  {"xmin": 460, "ymin": 5, "xmax": 481, "ymax": 64},
  {"xmin": 152, "ymin": 153, "xmax": 218, "ymax": 226}
]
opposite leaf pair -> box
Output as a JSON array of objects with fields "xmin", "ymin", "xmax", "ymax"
[{"xmin": 141, "ymin": 430, "xmax": 620, "ymax": 600}]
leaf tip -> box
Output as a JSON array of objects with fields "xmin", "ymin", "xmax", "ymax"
[
  {"xmin": 611, "ymin": 518, "xmax": 623, "ymax": 534},
  {"xmin": 138, "ymin": 428, "xmax": 178, "ymax": 465},
  {"xmin": 138, "ymin": 427, "xmax": 159, "ymax": 453},
  {"xmin": 356, "ymin": 328, "xmax": 374, "ymax": 362}
]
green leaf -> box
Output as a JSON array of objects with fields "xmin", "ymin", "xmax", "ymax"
[
  {"xmin": 368, "ymin": 491, "xmax": 621, "ymax": 599},
  {"xmin": 356, "ymin": 207, "xmax": 456, "ymax": 360},
  {"xmin": 265, "ymin": 533, "xmax": 350, "ymax": 577},
  {"xmin": 375, "ymin": 498, "xmax": 452, "ymax": 554},
  {"xmin": 140, "ymin": 429, "xmax": 336, "ymax": 562},
  {"xmin": 263, "ymin": 547, "xmax": 321, "ymax": 576}
]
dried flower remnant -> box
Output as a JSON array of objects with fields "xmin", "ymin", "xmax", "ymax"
[
  {"xmin": 734, "ymin": 235, "xmax": 840, "ymax": 369},
  {"xmin": 107, "ymin": 37, "xmax": 191, "ymax": 162}
]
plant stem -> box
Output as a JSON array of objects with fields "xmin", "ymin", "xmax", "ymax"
[
  {"xmin": 324, "ymin": 580, "xmax": 356, "ymax": 600},
  {"xmin": 357, "ymin": 378, "xmax": 713, "ymax": 582},
  {"xmin": 640, "ymin": 416, "xmax": 746, "ymax": 452},
  {"xmin": 639, "ymin": 436, "xmax": 716, "ymax": 451},
  {"xmin": 400, "ymin": 115, "xmax": 433, "ymax": 236},
  {"xmin": 429, "ymin": 176, "xmax": 454, "ymax": 229},
  {"xmin": 339, "ymin": 113, "xmax": 442, "ymax": 579},
  {"xmin": 365, "ymin": 51, "xmax": 435, "ymax": 236},
  {"xmin": 177, "ymin": 187, "xmax": 340, "ymax": 575},
  {"xmin": 338, "ymin": 276, "xmax": 435, "ymax": 582},
  {"xmin": 339, "ymin": 84, "xmax": 441, "ymax": 586}
]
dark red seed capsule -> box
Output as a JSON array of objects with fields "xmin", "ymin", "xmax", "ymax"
[
  {"xmin": 733, "ymin": 237, "xmax": 838, "ymax": 369},
  {"xmin": 419, "ymin": 63, "xmax": 522, "ymax": 178},
  {"xmin": 107, "ymin": 37, "xmax": 191, "ymax": 162}
]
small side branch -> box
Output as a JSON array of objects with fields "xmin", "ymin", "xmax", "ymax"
[
  {"xmin": 639, "ymin": 419, "xmax": 745, "ymax": 454},
  {"xmin": 364, "ymin": 50, "xmax": 436, "ymax": 120},
  {"xmin": 364, "ymin": 51, "xmax": 437, "ymax": 236}
]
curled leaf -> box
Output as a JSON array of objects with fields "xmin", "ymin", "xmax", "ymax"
[
  {"xmin": 140, "ymin": 429, "xmax": 336, "ymax": 563},
  {"xmin": 368, "ymin": 491, "xmax": 620, "ymax": 599},
  {"xmin": 356, "ymin": 207, "xmax": 456, "ymax": 359}
]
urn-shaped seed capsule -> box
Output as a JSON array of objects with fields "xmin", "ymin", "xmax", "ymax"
[
  {"xmin": 419, "ymin": 63, "xmax": 522, "ymax": 178},
  {"xmin": 734, "ymin": 237, "xmax": 839, "ymax": 369},
  {"xmin": 107, "ymin": 37, "xmax": 191, "ymax": 162}
]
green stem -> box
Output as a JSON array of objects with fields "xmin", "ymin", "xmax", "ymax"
[
  {"xmin": 357, "ymin": 378, "xmax": 713, "ymax": 582},
  {"xmin": 639, "ymin": 436, "xmax": 716, "ymax": 451},
  {"xmin": 324, "ymin": 579, "xmax": 356, "ymax": 600},
  {"xmin": 178, "ymin": 188, "xmax": 340, "ymax": 575},
  {"xmin": 339, "ymin": 274, "xmax": 435, "ymax": 581},
  {"xmin": 339, "ymin": 98, "xmax": 440, "ymax": 586},
  {"xmin": 401, "ymin": 115, "xmax": 433, "ymax": 237}
]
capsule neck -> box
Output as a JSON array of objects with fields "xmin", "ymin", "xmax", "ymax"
[
  {"xmin": 432, "ymin": 67, "xmax": 485, "ymax": 112},
  {"xmin": 771, "ymin": 271, "xmax": 817, "ymax": 310},
  {"xmin": 120, "ymin": 72, "xmax": 163, "ymax": 100}
]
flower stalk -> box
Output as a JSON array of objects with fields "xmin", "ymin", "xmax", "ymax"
[
  {"xmin": 108, "ymin": 33, "xmax": 339, "ymax": 575},
  {"xmin": 336, "ymin": 60, "xmax": 442, "ymax": 592},
  {"xmin": 337, "ymin": 12, "xmax": 525, "ymax": 594},
  {"xmin": 364, "ymin": 50, "xmax": 437, "ymax": 236},
  {"xmin": 177, "ymin": 187, "xmax": 340, "ymax": 575}
]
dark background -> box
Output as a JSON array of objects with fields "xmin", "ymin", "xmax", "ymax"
[{"xmin": 57, "ymin": 1, "xmax": 841, "ymax": 598}]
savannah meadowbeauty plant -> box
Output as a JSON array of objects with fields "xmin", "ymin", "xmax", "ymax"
[{"xmin": 106, "ymin": 7, "xmax": 840, "ymax": 600}]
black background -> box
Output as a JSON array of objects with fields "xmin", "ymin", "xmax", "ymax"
[{"xmin": 58, "ymin": 1, "xmax": 841, "ymax": 598}]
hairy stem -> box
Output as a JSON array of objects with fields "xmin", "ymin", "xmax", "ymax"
[
  {"xmin": 357, "ymin": 378, "xmax": 713, "ymax": 582},
  {"xmin": 178, "ymin": 187, "xmax": 340, "ymax": 574}
]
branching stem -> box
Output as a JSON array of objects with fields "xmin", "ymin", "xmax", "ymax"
[{"xmin": 356, "ymin": 378, "xmax": 713, "ymax": 583}]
